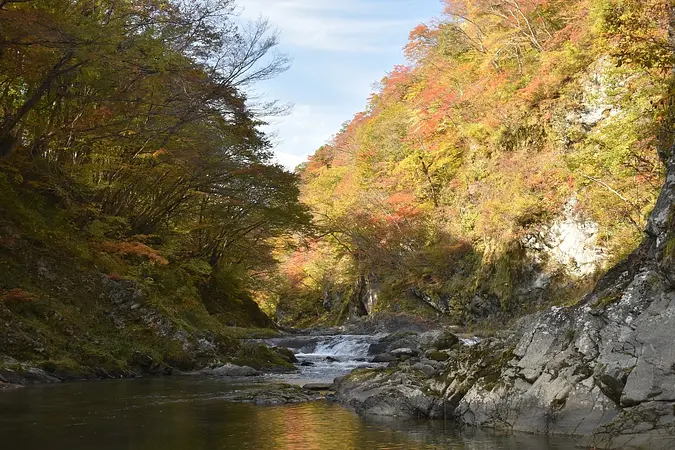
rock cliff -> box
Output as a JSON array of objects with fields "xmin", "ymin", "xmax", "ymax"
[{"xmin": 335, "ymin": 151, "xmax": 675, "ymax": 448}]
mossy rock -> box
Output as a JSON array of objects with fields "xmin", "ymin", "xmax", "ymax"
[
  {"xmin": 234, "ymin": 343, "xmax": 296, "ymax": 371},
  {"xmin": 380, "ymin": 330, "xmax": 419, "ymax": 343},
  {"xmin": 428, "ymin": 351, "xmax": 450, "ymax": 362},
  {"xmin": 432, "ymin": 330, "xmax": 460, "ymax": 350},
  {"xmin": 273, "ymin": 346, "xmax": 298, "ymax": 364}
]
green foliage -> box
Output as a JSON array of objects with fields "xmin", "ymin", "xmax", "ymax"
[
  {"xmin": 274, "ymin": 0, "xmax": 672, "ymax": 327},
  {"xmin": 0, "ymin": 0, "xmax": 307, "ymax": 374}
]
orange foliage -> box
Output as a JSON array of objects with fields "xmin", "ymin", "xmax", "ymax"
[
  {"xmin": 0, "ymin": 288, "xmax": 36, "ymax": 303},
  {"xmin": 96, "ymin": 240, "xmax": 169, "ymax": 265}
]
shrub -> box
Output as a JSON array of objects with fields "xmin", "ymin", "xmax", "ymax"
[
  {"xmin": 0, "ymin": 288, "xmax": 36, "ymax": 303},
  {"xmin": 96, "ymin": 240, "xmax": 169, "ymax": 265}
]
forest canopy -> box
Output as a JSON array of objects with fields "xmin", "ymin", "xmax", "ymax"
[
  {"xmin": 0, "ymin": 0, "xmax": 310, "ymax": 307},
  {"xmin": 273, "ymin": 0, "xmax": 675, "ymax": 326}
]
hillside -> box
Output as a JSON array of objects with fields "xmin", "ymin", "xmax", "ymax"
[
  {"xmin": 273, "ymin": 0, "xmax": 675, "ymax": 327},
  {"xmin": 0, "ymin": 0, "xmax": 306, "ymax": 380}
]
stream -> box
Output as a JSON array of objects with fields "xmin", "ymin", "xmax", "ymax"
[
  {"xmin": 266, "ymin": 334, "xmax": 383, "ymax": 384},
  {"xmin": 0, "ymin": 334, "xmax": 582, "ymax": 449}
]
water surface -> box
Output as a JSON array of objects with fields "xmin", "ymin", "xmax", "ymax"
[{"xmin": 0, "ymin": 377, "xmax": 582, "ymax": 449}]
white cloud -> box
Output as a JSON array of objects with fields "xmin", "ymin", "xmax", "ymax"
[
  {"xmin": 235, "ymin": 0, "xmax": 441, "ymax": 170},
  {"xmin": 239, "ymin": 0, "xmax": 412, "ymax": 52},
  {"xmin": 265, "ymin": 104, "xmax": 344, "ymax": 170}
]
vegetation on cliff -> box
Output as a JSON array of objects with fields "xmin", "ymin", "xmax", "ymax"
[
  {"xmin": 0, "ymin": 0, "xmax": 308, "ymax": 377},
  {"xmin": 273, "ymin": 0, "xmax": 675, "ymax": 326}
]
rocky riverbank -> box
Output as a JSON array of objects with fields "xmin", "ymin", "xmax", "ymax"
[{"xmin": 333, "ymin": 153, "xmax": 675, "ymax": 450}]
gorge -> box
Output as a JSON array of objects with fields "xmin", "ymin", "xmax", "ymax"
[{"xmin": 2, "ymin": 0, "xmax": 675, "ymax": 449}]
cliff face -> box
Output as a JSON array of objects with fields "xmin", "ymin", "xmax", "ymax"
[
  {"xmin": 334, "ymin": 152, "xmax": 675, "ymax": 448},
  {"xmin": 475, "ymin": 150, "xmax": 675, "ymax": 448}
]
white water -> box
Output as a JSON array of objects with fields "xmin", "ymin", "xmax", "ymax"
[
  {"xmin": 267, "ymin": 335, "xmax": 383, "ymax": 385},
  {"xmin": 301, "ymin": 335, "xmax": 373, "ymax": 358},
  {"xmin": 266, "ymin": 333, "xmax": 481, "ymax": 385}
]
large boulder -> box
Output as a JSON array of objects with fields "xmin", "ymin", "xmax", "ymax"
[
  {"xmin": 334, "ymin": 369, "xmax": 444, "ymax": 418},
  {"xmin": 210, "ymin": 364, "xmax": 260, "ymax": 377}
]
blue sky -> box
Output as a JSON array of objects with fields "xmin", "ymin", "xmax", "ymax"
[{"xmin": 239, "ymin": 0, "xmax": 443, "ymax": 169}]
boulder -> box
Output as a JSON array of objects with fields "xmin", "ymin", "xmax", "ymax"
[
  {"xmin": 334, "ymin": 369, "xmax": 443, "ymax": 418},
  {"xmin": 390, "ymin": 348, "xmax": 418, "ymax": 357},
  {"xmin": 210, "ymin": 364, "xmax": 260, "ymax": 377},
  {"xmin": 372, "ymin": 353, "xmax": 396, "ymax": 363},
  {"xmin": 367, "ymin": 331, "xmax": 421, "ymax": 355},
  {"xmin": 224, "ymin": 384, "xmax": 323, "ymax": 405},
  {"xmin": 273, "ymin": 346, "xmax": 298, "ymax": 363},
  {"xmin": 430, "ymin": 330, "xmax": 460, "ymax": 350},
  {"xmin": 411, "ymin": 363, "xmax": 436, "ymax": 378}
]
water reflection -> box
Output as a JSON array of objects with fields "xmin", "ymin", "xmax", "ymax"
[{"xmin": 0, "ymin": 378, "xmax": 580, "ymax": 450}]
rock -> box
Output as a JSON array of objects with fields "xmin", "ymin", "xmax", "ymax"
[
  {"xmin": 273, "ymin": 346, "xmax": 298, "ymax": 363},
  {"xmin": 325, "ymin": 356, "xmax": 340, "ymax": 363},
  {"xmin": 368, "ymin": 331, "xmax": 421, "ymax": 355},
  {"xmin": 223, "ymin": 383, "xmax": 324, "ymax": 405},
  {"xmin": 267, "ymin": 336, "xmax": 320, "ymax": 351},
  {"xmin": 300, "ymin": 361, "xmax": 314, "ymax": 366},
  {"xmin": 427, "ymin": 329, "xmax": 460, "ymax": 350},
  {"xmin": 427, "ymin": 351, "xmax": 450, "ymax": 362},
  {"xmin": 372, "ymin": 353, "xmax": 397, "ymax": 363},
  {"xmin": 411, "ymin": 363, "xmax": 436, "ymax": 378},
  {"xmin": 303, "ymin": 383, "xmax": 335, "ymax": 391},
  {"xmin": 210, "ymin": 364, "xmax": 260, "ymax": 377},
  {"xmin": 390, "ymin": 348, "xmax": 418, "ymax": 357},
  {"xmin": 334, "ymin": 369, "xmax": 443, "ymax": 419}
]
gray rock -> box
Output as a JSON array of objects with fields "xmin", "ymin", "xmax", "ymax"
[
  {"xmin": 210, "ymin": 364, "xmax": 260, "ymax": 377},
  {"xmin": 391, "ymin": 348, "xmax": 418, "ymax": 357},
  {"xmin": 372, "ymin": 353, "xmax": 396, "ymax": 363},
  {"xmin": 411, "ymin": 363, "xmax": 436, "ymax": 378},
  {"xmin": 335, "ymin": 369, "xmax": 443, "ymax": 419},
  {"xmin": 223, "ymin": 384, "xmax": 323, "ymax": 405}
]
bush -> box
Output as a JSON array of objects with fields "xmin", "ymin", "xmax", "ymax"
[{"xmin": 0, "ymin": 288, "xmax": 36, "ymax": 303}]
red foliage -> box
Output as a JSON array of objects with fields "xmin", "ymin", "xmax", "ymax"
[
  {"xmin": 380, "ymin": 65, "xmax": 413, "ymax": 100},
  {"xmin": 96, "ymin": 241, "xmax": 169, "ymax": 265},
  {"xmin": 405, "ymin": 23, "xmax": 437, "ymax": 61},
  {"xmin": 0, "ymin": 288, "xmax": 36, "ymax": 303}
]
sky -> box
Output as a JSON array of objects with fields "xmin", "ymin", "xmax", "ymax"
[{"xmin": 238, "ymin": 0, "xmax": 443, "ymax": 170}]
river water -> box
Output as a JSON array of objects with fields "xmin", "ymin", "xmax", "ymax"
[{"xmin": 0, "ymin": 335, "xmax": 582, "ymax": 449}]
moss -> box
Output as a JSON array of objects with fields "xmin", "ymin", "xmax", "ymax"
[
  {"xmin": 346, "ymin": 367, "xmax": 383, "ymax": 382},
  {"xmin": 0, "ymin": 173, "xmax": 282, "ymax": 381},
  {"xmin": 272, "ymin": 346, "xmax": 297, "ymax": 363},
  {"xmin": 232, "ymin": 343, "xmax": 295, "ymax": 371},
  {"xmin": 595, "ymin": 292, "xmax": 622, "ymax": 309}
]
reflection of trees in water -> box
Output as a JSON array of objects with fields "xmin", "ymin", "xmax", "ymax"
[{"xmin": 0, "ymin": 379, "xmax": 578, "ymax": 450}]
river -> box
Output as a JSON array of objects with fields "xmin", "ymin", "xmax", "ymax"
[{"xmin": 0, "ymin": 335, "xmax": 582, "ymax": 449}]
